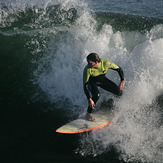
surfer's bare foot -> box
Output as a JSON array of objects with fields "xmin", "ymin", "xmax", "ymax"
[{"xmin": 86, "ymin": 113, "xmax": 96, "ymax": 122}]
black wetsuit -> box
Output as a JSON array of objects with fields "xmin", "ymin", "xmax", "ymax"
[{"xmin": 83, "ymin": 58, "xmax": 124, "ymax": 113}]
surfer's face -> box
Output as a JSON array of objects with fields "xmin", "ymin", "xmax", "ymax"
[{"xmin": 87, "ymin": 60, "xmax": 98, "ymax": 68}]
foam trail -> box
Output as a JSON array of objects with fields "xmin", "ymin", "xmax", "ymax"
[
  {"xmin": 1, "ymin": 0, "xmax": 163, "ymax": 162},
  {"xmin": 77, "ymin": 36, "xmax": 163, "ymax": 162},
  {"xmin": 29, "ymin": 1, "xmax": 163, "ymax": 161}
]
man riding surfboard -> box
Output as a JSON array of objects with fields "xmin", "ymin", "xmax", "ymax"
[{"xmin": 83, "ymin": 53, "xmax": 125, "ymax": 122}]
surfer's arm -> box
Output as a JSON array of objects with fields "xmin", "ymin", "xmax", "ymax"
[
  {"xmin": 84, "ymin": 83, "xmax": 95, "ymax": 108},
  {"xmin": 84, "ymin": 82, "xmax": 91, "ymax": 99},
  {"xmin": 114, "ymin": 66, "xmax": 124, "ymax": 81},
  {"xmin": 83, "ymin": 66, "xmax": 91, "ymax": 99},
  {"xmin": 105, "ymin": 59, "xmax": 124, "ymax": 81},
  {"xmin": 112, "ymin": 66, "xmax": 125, "ymax": 90}
]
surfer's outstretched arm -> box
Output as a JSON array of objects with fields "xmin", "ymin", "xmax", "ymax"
[{"xmin": 112, "ymin": 66, "xmax": 125, "ymax": 90}]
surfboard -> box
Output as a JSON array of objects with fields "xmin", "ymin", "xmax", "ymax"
[{"xmin": 56, "ymin": 111, "xmax": 114, "ymax": 134}]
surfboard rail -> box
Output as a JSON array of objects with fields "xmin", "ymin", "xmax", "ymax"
[
  {"xmin": 56, "ymin": 120, "xmax": 111, "ymax": 134},
  {"xmin": 56, "ymin": 111, "xmax": 114, "ymax": 134}
]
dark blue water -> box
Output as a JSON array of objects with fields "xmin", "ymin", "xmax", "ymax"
[
  {"xmin": 88, "ymin": 0, "xmax": 163, "ymax": 18},
  {"xmin": 0, "ymin": 0, "xmax": 163, "ymax": 162}
]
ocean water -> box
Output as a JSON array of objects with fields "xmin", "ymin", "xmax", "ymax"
[{"xmin": 0, "ymin": 0, "xmax": 163, "ymax": 162}]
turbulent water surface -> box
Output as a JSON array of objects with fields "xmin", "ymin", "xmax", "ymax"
[{"xmin": 0, "ymin": 0, "xmax": 163, "ymax": 162}]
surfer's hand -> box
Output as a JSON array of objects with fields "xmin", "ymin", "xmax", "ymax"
[
  {"xmin": 88, "ymin": 98, "xmax": 95, "ymax": 109},
  {"xmin": 119, "ymin": 80, "xmax": 125, "ymax": 90}
]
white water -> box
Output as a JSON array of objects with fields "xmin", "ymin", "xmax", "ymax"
[
  {"xmin": 1, "ymin": 0, "xmax": 163, "ymax": 162},
  {"xmin": 74, "ymin": 30, "xmax": 163, "ymax": 162},
  {"xmin": 32, "ymin": 1, "xmax": 163, "ymax": 162},
  {"xmin": 33, "ymin": 2, "xmax": 163, "ymax": 162}
]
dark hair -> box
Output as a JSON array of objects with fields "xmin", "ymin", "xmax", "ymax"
[{"xmin": 87, "ymin": 53, "xmax": 101, "ymax": 62}]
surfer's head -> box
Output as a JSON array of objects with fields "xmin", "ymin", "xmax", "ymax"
[
  {"xmin": 87, "ymin": 53, "xmax": 101, "ymax": 68},
  {"xmin": 87, "ymin": 53, "xmax": 101, "ymax": 62}
]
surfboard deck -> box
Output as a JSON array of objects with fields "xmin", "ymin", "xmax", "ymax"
[{"xmin": 56, "ymin": 110, "xmax": 114, "ymax": 134}]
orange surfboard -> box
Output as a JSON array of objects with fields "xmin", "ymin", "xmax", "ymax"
[{"xmin": 56, "ymin": 111, "xmax": 114, "ymax": 134}]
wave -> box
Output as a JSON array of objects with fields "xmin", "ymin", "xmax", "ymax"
[
  {"xmin": 0, "ymin": 0, "xmax": 163, "ymax": 162},
  {"xmin": 1, "ymin": 0, "xmax": 163, "ymax": 31},
  {"xmin": 0, "ymin": 4, "xmax": 78, "ymax": 31},
  {"xmin": 95, "ymin": 12, "xmax": 163, "ymax": 32}
]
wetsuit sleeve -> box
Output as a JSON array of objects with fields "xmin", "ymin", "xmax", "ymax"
[
  {"xmin": 105, "ymin": 59, "xmax": 124, "ymax": 81},
  {"xmin": 84, "ymin": 83, "xmax": 91, "ymax": 99},
  {"xmin": 83, "ymin": 66, "xmax": 91, "ymax": 99},
  {"xmin": 113, "ymin": 66, "xmax": 124, "ymax": 81}
]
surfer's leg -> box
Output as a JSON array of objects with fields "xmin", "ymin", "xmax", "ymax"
[{"xmin": 99, "ymin": 77, "xmax": 122, "ymax": 96}]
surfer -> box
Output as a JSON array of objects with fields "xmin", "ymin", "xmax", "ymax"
[{"xmin": 83, "ymin": 53, "xmax": 125, "ymax": 122}]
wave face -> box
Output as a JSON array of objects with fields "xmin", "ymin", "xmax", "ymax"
[{"xmin": 0, "ymin": 0, "xmax": 163, "ymax": 162}]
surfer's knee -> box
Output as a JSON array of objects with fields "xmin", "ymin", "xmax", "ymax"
[
  {"xmin": 96, "ymin": 92, "xmax": 101, "ymax": 99},
  {"xmin": 93, "ymin": 92, "xmax": 100, "ymax": 103}
]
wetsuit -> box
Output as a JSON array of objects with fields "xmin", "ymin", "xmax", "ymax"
[{"xmin": 83, "ymin": 58, "xmax": 124, "ymax": 113}]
